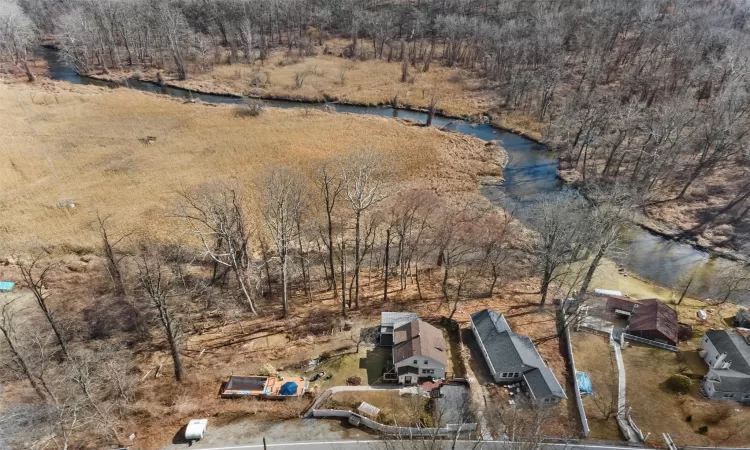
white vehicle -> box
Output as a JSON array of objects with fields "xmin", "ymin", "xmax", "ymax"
[{"xmin": 185, "ymin": 419, "xmax": 208, "ymax": 444}]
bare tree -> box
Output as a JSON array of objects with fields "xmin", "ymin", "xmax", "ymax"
[
  {"xmin": 313, "ymin": 160, "xmax": 344, "ymax": 299},
  {"xmin": 176, "ymin": 182, "xmax": 258, "ymax": 314},
  {"xmin": 16, "ymin": 255, "xmax": 70, "ymax": 359},
  {"xmin": 340, "ymin": 148, "xmax": 387, "ymax": 308},
  {"xmin": 577, "ymin": 185, "xmax": 636, "ymax": 297},
  {"xmin": 135, "ymin": 243, "xmax": 185, "ymax": 382},
  {"xmin": 527, "ymin": 192, "xmax": 590, "ymax": 306},
  {"xmin": 259, "ymin": 167, "xmax": 306, "ymax": 317},
  {"xmin": 0, "ymin": 298, "xmax": 51, "ymax": 402},
  {"xmin": 94, "ymin": 213, "xmax": 129, "ymax": 298},
  {"xmin": 0, "ymin": 0, "xmax": 37, "ymax": 81}
]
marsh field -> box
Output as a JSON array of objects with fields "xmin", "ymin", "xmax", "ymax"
[{"xmin": 0, "ymin": 80, "xmax": 499, "ymax": 252}]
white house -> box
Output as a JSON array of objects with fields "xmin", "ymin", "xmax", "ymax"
[
  {"xmin": 392, "ymin": 319, "xmax": 447, "ymax": 385},
  {"xmin": 699, "ymin": 330, "xmax": 750, "ymax": 403},
  {"xmin": 470, "ymin": 309, "xmax": 566, "ymax": 405}
]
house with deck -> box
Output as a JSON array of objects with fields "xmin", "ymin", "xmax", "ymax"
[
  {"xmin": 470, "ymin": 309, "xmax": 566, "ymax": 405},
  {"xmin": 699, "ymin": 330, "xmax": 750, "ymax": 403},
  {"xmin": 392, "ymin": 319, "xmax": 447, "ymax": 385}
]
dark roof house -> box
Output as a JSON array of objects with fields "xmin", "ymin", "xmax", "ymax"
[
  {"xmin": 627, "ymin": 299, "xmax": 679, "ymax": 346},
  {"xmin": 393, "ymin": 319, "xmax": 448, "ymax": 366},
  {"xmin": 470, "ymin": 309, "xmax": 566, "ymax": 404},
  {"xmin": 380, "ymin": 312, "xmax": 419, "ymax": 346}
]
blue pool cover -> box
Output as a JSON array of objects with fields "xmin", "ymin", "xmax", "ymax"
[
  {"xmin": 0, "ymin": 281, "xmax": 15, "ymax": 292},
  {"xmin": 576, "ymin": 371, "xmax": 593, "ymax": 395},
  {"xmin": 279, "ymin": 381, "xmax": 298, "ymax": 396}
]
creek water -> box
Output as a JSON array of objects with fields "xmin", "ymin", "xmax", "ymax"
[{"xmin": 38, "ymin": 47, "xmax": 748, "ymax": 305}]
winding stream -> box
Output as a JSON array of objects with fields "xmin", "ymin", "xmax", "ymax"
[{"xmin": 38, "ymin": 48, "xmax": 748, "ymax": 305}]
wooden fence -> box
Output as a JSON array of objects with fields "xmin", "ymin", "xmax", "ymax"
[{"xmin": 312, "ymin": 409, "xmax": 477, "ymax": 437}]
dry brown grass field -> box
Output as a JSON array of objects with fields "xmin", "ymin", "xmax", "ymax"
[
  {"xmin": 624, "ymin": 343, "xmax": 750, "ymax": 446},
  {"xmin": 89, "ymin": 40, "xmax": 543, "ymax": 140},
  {"xmin": 0, "ymin": 79, "xmax": 501, "ymax": 253}
]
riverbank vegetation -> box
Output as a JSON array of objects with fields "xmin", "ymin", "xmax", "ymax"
[{"xmin": 6, "ymin": 0, "xmax": 750, "ymax": 258}]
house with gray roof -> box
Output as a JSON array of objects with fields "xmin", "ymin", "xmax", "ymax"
[
  {"xmin": 470, "ymin": 309, "xmax": 567, "ymax": 405},
  {"xmin": 380, "ymin": 312, "xmax": 419, "ymax": 346},
  {"xmin": 699, "ymin": 330, "xmax": 750, "ymax": 403}
]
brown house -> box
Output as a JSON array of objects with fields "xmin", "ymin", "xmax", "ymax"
[{"xmin": 627, "ymin": 299, "xmax": 679, "ymax": 346}]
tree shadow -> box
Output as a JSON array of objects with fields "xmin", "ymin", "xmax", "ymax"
[{"xmin": 360, "ymin": 347, "xmax": 392, "ymax": 385}]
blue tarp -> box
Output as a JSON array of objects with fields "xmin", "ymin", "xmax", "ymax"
[
  {"xmin": 0, "ymin": 281, "xmax": 15, "ymax": 292},
  {"xmin": 576, "ymin": 371, "xmax": 593, "ymax": 396},
  {"xmin": 279, "ymin": 381, "xmax": 298, "ymax": 396}
]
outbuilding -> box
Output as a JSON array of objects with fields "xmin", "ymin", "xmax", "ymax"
[{"xmin": 627, "ymin": 299, "xmax": 679, "ymax": 346}]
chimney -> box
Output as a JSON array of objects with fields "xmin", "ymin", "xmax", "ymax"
[{"xmin": 713, "ymin": 352, "xmax": 728, "ymax": 369}]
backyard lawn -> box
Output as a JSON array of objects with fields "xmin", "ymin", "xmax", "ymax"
[
  {"xmin": 623, "ymin": 343, "xmax": 750, "ymax": 446},
  {"xmin": 570, "ymin": 331, "xmax": 621, "ymax": 441},
  {"xmin": 323, "ymin": 390, "xmax": 432, "ymax": 427},
  {"xmin": 311, "ymin": 345, "xmax": 392, "ymax": 390}
]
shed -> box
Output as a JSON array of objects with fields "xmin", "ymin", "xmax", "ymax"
[
  {"xmin": 627, "ymin": 299, "xmax": 678, "ymax": 346},
  {"xmin": 357, "ymin": 401, "xmax": 380, "ymax": 417}
]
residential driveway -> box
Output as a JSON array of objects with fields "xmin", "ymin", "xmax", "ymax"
[
  {"xmin": 162, "ymin": 418, "xmax": 370, "ymax": 450},
  {"xmin": 435, "ymin": 384, "xmax": 472, "ymax": 426}
]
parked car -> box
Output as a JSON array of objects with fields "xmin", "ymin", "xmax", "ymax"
[{"xmin": 185, "ymin": 419, "xmax": 208, "ymax": 444}]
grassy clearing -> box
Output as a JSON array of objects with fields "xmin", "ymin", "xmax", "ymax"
[
  {"xmin": 0, "ymin": 80, "xmax": 498, "ymax": 253},
  {"xmin": 570, "ymin": 332, "xmax": 621, "ymax": 441},
  {"xmin": 88, "ymin": 40, "xmax": 543, "ymax": 140},
  {"xmin": 623, "ymin": 343, "xmax": 750, "ymax": 446}
]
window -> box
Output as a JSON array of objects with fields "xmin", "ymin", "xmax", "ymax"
[
  {"xmin": 422, "ymin": 369, "xmax": 435, "ymax": 375},
  {"xmin": 501, "ymin": 372, "xmax": 508, "ymax": 378},
  {"xmin": 424, "ymin": 360, "xmax": 428, "ymax": 365},
  {"xmin": 513, "ymin": 373, "xmax": 520, "ymax": 378},
  {"xmin": 723, "ymin": 393, "xmax": 735, "ymax": 398},
  {"xmin": 413, "ymin": 360, "xmax": 417, "ymax": 364},
  {"xmin": 744, "ymin": 394, "xmax": 750, "ymax": 400}
]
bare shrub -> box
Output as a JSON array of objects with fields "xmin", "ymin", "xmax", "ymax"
[
  {"xmin": 294, "ymin": 71, "xmax": 307, "ymax": 89},
  {"xmin": 258, "ymin": 363, "xmax": 277, "ymax": 376},
  {"xmin": 250, "ymin": 71, "xmax": 269, "ymax": 88},
  {"xmin": 704, "ymin": 403, "xmax": 733, "ymax": 425},
  {"xmin": 236, "ymin": 98, "xmax": 264, "ymax": 117}
]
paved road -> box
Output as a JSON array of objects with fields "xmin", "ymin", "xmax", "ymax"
[{"xmin": 181, "ymin": 440, "xmax": 646, "ymax": 450}]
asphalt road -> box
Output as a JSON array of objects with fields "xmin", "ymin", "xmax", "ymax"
[{"xmin": 184, "ymin": 439, "xmax": 646, "ymax": 450}]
